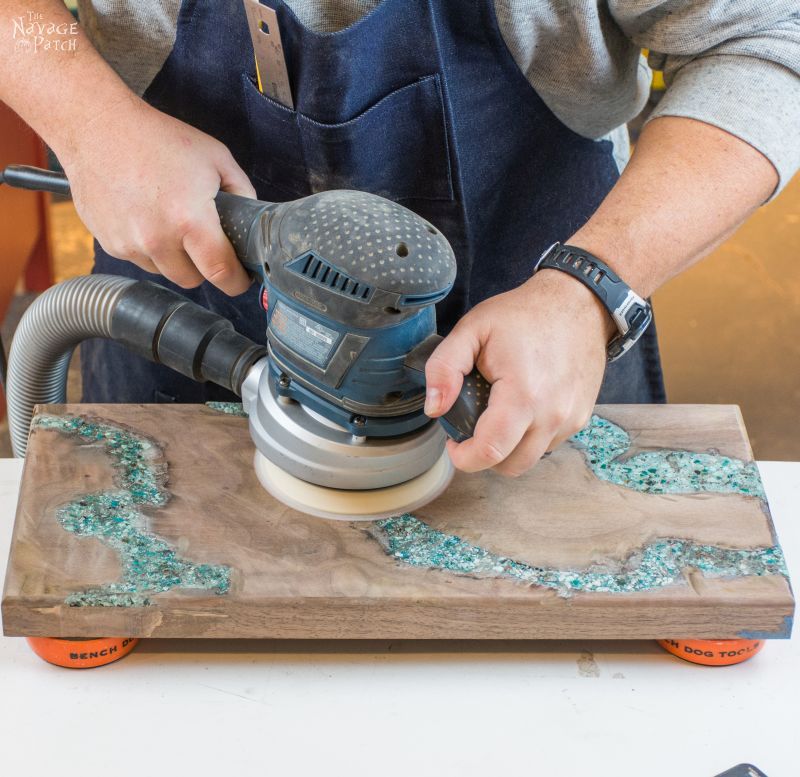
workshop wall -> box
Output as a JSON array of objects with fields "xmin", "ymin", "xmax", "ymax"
[{"xmin": 653, "ymin": 174, "xmax": 800, "ymax": 460}]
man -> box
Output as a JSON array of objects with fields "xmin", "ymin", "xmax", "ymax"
[{"xmin": 1, "ymin": 0, "xmax": 798, "ymax": 476}]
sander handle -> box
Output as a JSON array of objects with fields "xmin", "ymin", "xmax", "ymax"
[
  {"xmin": 0, "ymin": 165, "xmax": 271, "ymax": 279},
  {"xmin": 404, "ymin": 334, "xmax": 490, "ymax": 442},
  {"xmin": 213, "ymin": 190, "xmax": 276, "ymax": 278},
  {"xmin": 0, "ymin": 164, "xmax": 72, "ymax": 195}
]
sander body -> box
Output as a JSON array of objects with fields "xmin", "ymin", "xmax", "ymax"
[{"xmin": 216, "ymin": 189, "xmax": 490, "ymax": 519}]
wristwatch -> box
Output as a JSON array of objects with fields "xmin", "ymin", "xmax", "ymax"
[{"xmin": 533, "ymin": 242, "xmax": 652, "ymax": 362}]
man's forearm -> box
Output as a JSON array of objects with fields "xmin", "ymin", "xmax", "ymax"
[
  {"xmin": 569, "ymin": 115, "xmax": 779, "ymax": 298},
  {"xmin": 1, "ymin": 1, "xmax": 137, "ymax": 165}
]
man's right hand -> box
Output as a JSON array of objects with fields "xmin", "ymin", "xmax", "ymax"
[
  {"xmin": 0, "ymin": 1, "xmax": 256, "ymax": 296},
  {"xmin": 62, "ymin": 98, "xmax": 257, "ymax": 296}
]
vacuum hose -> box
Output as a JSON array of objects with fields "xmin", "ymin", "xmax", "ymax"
[
  {"xmin": 7, "ymin": 275, "xmax": 132, "ymax": 457},
  {"xmin": 7, "ymin": 275, "xmax": 266, "ymax": 457}
]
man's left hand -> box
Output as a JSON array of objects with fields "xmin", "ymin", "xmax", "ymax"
[{"xmin": 424, "ymin": 268, "xmax": 615, "ymax": 476}]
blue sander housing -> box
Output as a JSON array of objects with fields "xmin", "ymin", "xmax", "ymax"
[{"xmin": 216, "ymin": 188, "xmax": 489, "ymax": 519}]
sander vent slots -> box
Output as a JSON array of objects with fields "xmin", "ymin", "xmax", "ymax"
[{"xmin": 288, "ymin": 251, "xmax": 373, "ymax": 301}]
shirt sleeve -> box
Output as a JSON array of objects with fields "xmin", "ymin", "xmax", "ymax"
[{"xmin": 610, "ymin": 1, "xmax": 800, "ymax": 198}]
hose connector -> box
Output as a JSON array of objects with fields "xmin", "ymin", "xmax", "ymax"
[{"xmin": 7, "ymin": 275, "xmax": 266, "ymax": 456}]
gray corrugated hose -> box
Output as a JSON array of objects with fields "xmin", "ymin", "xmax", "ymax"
[{"xmin": 6, "ymin": 274, "xmax": 134, "ymax": 457}]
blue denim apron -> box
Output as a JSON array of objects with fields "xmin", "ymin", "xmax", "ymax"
[{"xmin": 82, "ymin": 0, "xmax": 665, "ymax": 404}]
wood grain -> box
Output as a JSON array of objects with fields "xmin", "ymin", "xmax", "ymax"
[{"xmin": 2, "ymin": 403, "xmax": 793, "ymax": 640}]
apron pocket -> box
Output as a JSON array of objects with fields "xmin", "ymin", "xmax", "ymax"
[
  {"xmin": 299, "ymin": 74, "xmax": 454, "ymax": 202},
  {"xmin": 243, "ymin": 72, "xmax": 454, "ymax": 203},
  {"xmin": 242, "ymin": 73, "xmax": 311, "ymax": 199}
]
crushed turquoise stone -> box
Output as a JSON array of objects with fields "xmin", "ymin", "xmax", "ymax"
[
  {"xmin": 572, "ymin": 415, "xmax": 766, "ymax": 499},
  {"xmin": 365, "ymin": 414, "xmax": 783, "ymax": 594},
  {"xmin": 206, "ymin": 401, "xmax": 248, "ymax": 417},
  {"xmin": 34, "ymin": 414, "xmax": 231, "ymax": 607},
  {"xmin": 40, "ymin": 406, "xmax": 782, "ymax": 602},
  {"xmin": 368, "ymin": 514, "xmax": 788, "ymax": 597}
]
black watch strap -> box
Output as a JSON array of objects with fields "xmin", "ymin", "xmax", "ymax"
[{"xmin": 533, "ymin": 242, "xmax": 653, "ymax": 362}]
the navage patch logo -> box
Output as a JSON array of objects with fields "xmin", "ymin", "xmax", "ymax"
[{"xmin": 13, "ymin": 10, "xmax": 78, "ymax": 53}]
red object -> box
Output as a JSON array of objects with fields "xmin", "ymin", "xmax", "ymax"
[
  {"xmin": 0, "ymin": 106, "xmax": 55, "ymax": 297},
  {"xmin": 23, "ymin": 186, "xmax": 54, "ymax": 294},
  {"xmin": 0, "ymin": 104, "xmax": 56, "ymax": 420},
  {"xmin": 658, "ymin": 638, "xmax": 764, "ymax": 666},
  {"xmin": 26, "ymin": 636, "xmax": 139, "ymax": 668},
  {"xmin": 260, "ymin": 286, "xmax": 269, "ymax": 311}
]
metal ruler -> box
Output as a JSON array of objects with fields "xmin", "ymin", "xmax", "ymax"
[{"xmin": 243, "ymin": 0, "xmax": 295, "ymax": 109}]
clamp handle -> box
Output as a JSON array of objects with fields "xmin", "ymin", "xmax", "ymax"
[{"xmin": 404, "ymin": 334, "xmax": 490, "ymax": 442}]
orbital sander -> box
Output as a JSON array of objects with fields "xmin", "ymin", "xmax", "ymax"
[
  {"xmin": 2, "ymin": 165, "xmax": 489, "ymax": 520},
  {"xmin": 216, "ymin": 187, "xmax": 490, "ymax": 519}
]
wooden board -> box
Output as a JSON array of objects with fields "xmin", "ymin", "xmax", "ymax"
[{"xmin": 2, "ymin": 404, "xmax": 793, "ymax": 640}]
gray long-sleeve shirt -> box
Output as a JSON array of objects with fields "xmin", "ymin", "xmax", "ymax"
[{"xmin": 76, "ymin": 0, "xmax": 800, "ymax": 194}]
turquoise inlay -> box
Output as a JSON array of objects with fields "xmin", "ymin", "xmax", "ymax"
[
  {"xmin": 206, "ymin": 401, "xmax": 248, "ymax": 417},
  {"xmin": 572, "ymin": 415, "xmax": 766, "ymax": 499},
  {"xmin": 368, "ymin": 514, "xmax": 788, "ymax": 597},
  {"xmin": 42, "ymin": 405, "xmax": 780, "ymax": 601},
  {"xmin": 35, "ymin": 414, "xmax": 231, "ymax": 607},
  {"xmin": 365, "ymin": 414, "xmax": 785, "ymax": 594}
]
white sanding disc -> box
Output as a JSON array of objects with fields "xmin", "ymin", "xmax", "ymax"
[{"xmin": 254, "ymin": 449, "xmax": 454, "ymax": 521}]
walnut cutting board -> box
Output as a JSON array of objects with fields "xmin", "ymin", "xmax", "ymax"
[{"xmin": 2, "ymin": 404, "xmax": 793, "ymax": 640}]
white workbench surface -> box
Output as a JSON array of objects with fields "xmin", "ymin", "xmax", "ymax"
[{"xmin": 1, "ymin": 459, "xmax": 797, "ymax": 777}]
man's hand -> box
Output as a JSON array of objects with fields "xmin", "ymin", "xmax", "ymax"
[
  {"xmin": 62, "ymin": 99, "xmax": 256, "ymax": 295},
  {"xmin": 424, "ymin": 114, "xmax": 781, "ymax": 477},
  {"xmin": 0, "ymin": 1, "xmax": 259, "ymax": 296},
  {"xmin": 424, "ymin": 269, "xmax": 615, "ymax": 476}
]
